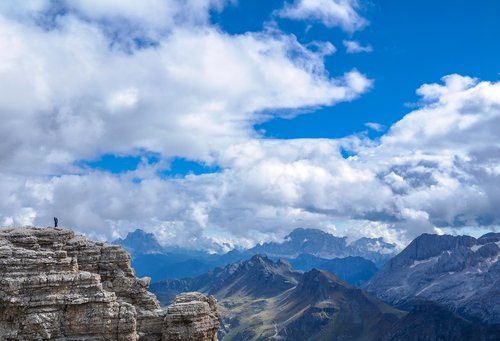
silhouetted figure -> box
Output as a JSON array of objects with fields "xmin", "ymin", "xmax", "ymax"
[{"xmin": 54, "ymin": 217, "xmax": 58, "ymax": 228}]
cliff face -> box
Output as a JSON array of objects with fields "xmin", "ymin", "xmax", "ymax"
[
  {"xmin": 0, "ymin": 227, "xmax": 219, "ymax": 341},
  {"xmin": 164, "ymin": 292, "xmax": 220, "ymax": 341}
]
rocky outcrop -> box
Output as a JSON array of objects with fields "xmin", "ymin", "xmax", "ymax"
[
  {"xmin": 0, "ymin": 226, "xmax": 219, "ymax": 340},
  {"xmin": 163, "ymin": 292, "xmax": 220, "ymax": 341}
]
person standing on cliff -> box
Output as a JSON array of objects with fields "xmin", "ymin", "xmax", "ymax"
[{"xmin": 54, "ymin": 217, "xmax": 58, "ymax": 228}]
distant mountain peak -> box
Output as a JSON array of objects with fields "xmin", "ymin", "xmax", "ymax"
[
  {"xmin": 250, "ymin": 227, "xmax": 397, "ymax": 266},
  {"xmin": 113, "ymin": 228, "xmax": 164, "ymax": 256},
  {"xmin": 286, "ymin": 227, "xmax": 342, "ymax": 239},
  {"xmin": 299, "ymin": 268, "xmax": 350, "ymax": 292},
  {"xmin": 248, "ymin": 253, "xmax": 272, "ymax": 263}
]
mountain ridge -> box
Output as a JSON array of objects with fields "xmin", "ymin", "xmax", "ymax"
[
  {"xmin": 152, "ymin": 255, "xmax": 404, "ymax": 340},
  {"xmin": 364, "ymin": 232, "xmax": 500, "ymax": 325},
  {"xmin": 112, "ymin": 227, "xmax": 395, "ymax": 283}
]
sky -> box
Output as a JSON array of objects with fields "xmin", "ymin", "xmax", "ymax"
[{"xmin": 0, "ymin": 0, "xmax": 499, "ymax": 250}]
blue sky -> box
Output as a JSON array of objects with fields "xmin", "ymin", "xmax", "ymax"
[
  {"xmin": 0, "ymin": 0, "xmax": 499, "ymax": 249},
  {"xmin": 233, "ymin": 0, "xmax": 500, "ymax": 140},
  {"xmin": 89, "ymin": 0, "xmax": 500, "ymax": 176},
  {"xmin": 88, "ymin": 0, "xmax": 500, "ymax": 172}
]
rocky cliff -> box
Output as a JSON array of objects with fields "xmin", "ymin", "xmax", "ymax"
[
  {"xmin": 0, "ymin": 226, "xmax": 220, "ymax": 340},
  {"xmin": 164, "ymin": 292, "xmax": 220, "ymax": 341}
]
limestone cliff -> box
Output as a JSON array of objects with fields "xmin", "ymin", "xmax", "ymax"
[
  {"xmin": 0, "ymin": 226, "xmax": 220, "ymax": 340},
  {"xmin": 163, "ymin": 292, "xmax": 220, "ymax": 341}
]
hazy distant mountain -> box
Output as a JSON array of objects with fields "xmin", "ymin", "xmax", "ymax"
[
  {"xmin": 131, "ymin": 253, "xmax": 216, "ymax": 281},
  {"xmin": 250, "ymin": 228, "xmax": 350, "ymax": 257},
  {"xmin": 112, "ymin": 229, "xmax": 164, "ymax": 256},
  {"xmin": 249, "ymin": 228, "xmax": 397, "ymax": 265},
  {"xmin": 113, "ymin": 228, "xmax": 394, "ymax": 283},
  {"xmin": 151, "ymin": 255, "xmax": 404, "ymax": 340},
  {"xmin": 349, "ymin": 236, "xmax": 399, "ymax": 266},
  {"xmin": 112, "ymin": 230, "xmax": 243, "ymax": 281},
  {"xmin": 364, "ymin": 232, "xmax": 500, "ymax": 325},
  {"xmin": 289, "ymin": 254, "xmax": 378, "ymax": 286}
]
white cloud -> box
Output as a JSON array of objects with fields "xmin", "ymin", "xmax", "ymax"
[
  {"xmin": 1, "ymin": 2, "xmax": 499, "ymax": 250},
  {"xmin": 365, "ymin": 122, "xmax": 385, "ymax": 132},
  {"xmin": 277, "ymin": 0, "xmax": 368, "ymax": 32},
  {"xmin": 0, "ymin": 1, "xmax": 373, "ymax": 245},
  {"xmin": 343, "ymin": 39, "xmax": 373, "ymax": 53},
  {"xmin": 0, "ymin": 7, "xmax": 371, "ymax": 176}
]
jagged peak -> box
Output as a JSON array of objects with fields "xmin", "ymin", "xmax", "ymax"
[
  {"xmin": 113, "ymin": 228, "xmax": 163, "ymax": 255},
  {"xmin": 240, "ymin": 254, "xmax": 281, "ymax": 271},
  {"xmin": 301, "ymin": 268, "xmax": 350, "ymax": 288}
]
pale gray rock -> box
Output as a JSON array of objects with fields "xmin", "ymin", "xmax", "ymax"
[
  {"xmin": 163, "ymin": 292, "xmax": 220, "ymax": 341},
  {"xmin": 0, "ymin": 226, "xmax": 220, "ymax": 340}
]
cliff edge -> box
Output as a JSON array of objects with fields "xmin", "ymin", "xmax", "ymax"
[{"xmin": 0, "ymin": 226, "xmax": 220, "ymax": 340}]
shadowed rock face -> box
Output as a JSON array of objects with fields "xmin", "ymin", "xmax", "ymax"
[
  {"xmin": 0, "ymin": 227, "xmax": 219, "ymax": 341},
  {"xmin": 275, "ymin": 269, "xmax": 404, "ymax": 341},
  {"xmin": 381, "ymin": 300, "xmax": 500, "ymax": 341}
]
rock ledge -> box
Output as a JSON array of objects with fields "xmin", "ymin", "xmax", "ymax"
[{"xmin": 0, "ymin": 226, "xmax": 219, "ymax": 340}]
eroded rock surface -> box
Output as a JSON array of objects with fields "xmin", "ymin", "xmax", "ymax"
[
  {"xmin": 163, "ymin": 292, "xmax": 220, "ymax": 341},
  {"xmin": 0, "ymin": 226, "xmax": 219, "ymax": 340}
]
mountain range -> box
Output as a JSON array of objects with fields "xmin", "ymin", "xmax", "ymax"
[
  {"xmin": 114, "ymin": 228, "xmax": 500, "ymax": 339},
  {"xmin": 151, "ymin": 254, "xmax": 499, "ymax": 340},
  {"xmin": 112, "ymin": 228, "xmax": 394, "ymax": 284},
  {"xmin": 249, "ymin": 228, "xmax": 397, "ymax": 266},
  {"xmin": 364, "ymin": 232, "xmax": 500, "ymax": 325},
  {"xmin": 151, "ymin": 254, "xmax": 404, "ymax": 340}
]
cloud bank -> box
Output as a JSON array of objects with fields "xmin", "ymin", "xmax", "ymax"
[{"xmin": 1, "ymin": 1, "xmax": 499, "ymax": 249}]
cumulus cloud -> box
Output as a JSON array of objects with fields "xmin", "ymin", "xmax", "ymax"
[
  {"xmin": 343, "ymin": 39, "xmax": 373, "ymax": 53},
  {"xmin": 277, "ymin": 0, "xmax": 368, "ymax": 32},
  {"xmin": 1, "ymin": 1, "xmax": 499, "ymax": 250},
  {"xmin": 0, "ymin": 0, "xmax": 373, "ymax": 244},
  {"xmin": 0, "ymin": 5, "xmax": 371, "ymax": 176}
]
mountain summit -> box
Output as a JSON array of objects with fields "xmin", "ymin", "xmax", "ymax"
[
  {"xmin": 113, "ymin": 228, "xmax": 164, "ymax": 256},
  {"xmin": 250, "ymin": 227, "xmax": 397, "ymax": 265}
]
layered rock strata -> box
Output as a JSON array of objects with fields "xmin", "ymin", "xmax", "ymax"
[
  {"xmin": 163, "ymin": 292, "xmax": 220, "ymax": 341},
  {"xmin": 0, "ymin": 226, "xmax": 219, "ymax": 340}
]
